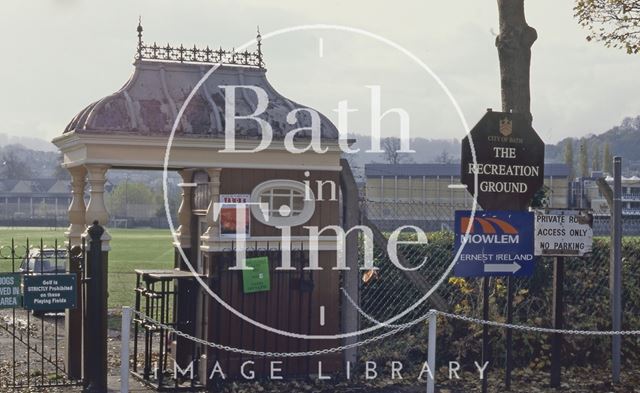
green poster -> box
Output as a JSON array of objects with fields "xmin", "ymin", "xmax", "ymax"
[
  {"xmin": 242, "ymin": 257, "xmax": 271, "ymax": 294},
  {"xmin": 0, "ymin": 273, "xmax": 21, "ymax": 308}
]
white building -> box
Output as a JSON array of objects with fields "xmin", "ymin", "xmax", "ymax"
[{"xmin": 589, "ymin": 176, "xmax": 640, "ymax": 216}]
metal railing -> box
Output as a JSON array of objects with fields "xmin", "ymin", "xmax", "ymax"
[{"xmin": 0, "ymin": 239, "xmax": 84, "ymax": 390}]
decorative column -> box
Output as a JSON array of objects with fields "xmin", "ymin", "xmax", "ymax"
[
  {"xmin": 174, "ymin": 169, "xmax": 196, "ymax": 369},
  {"xmin": 197, "ymin": 168, "xmax": 220, "ymax": 388},
  {"xmin": 65, "ymin": 165, "xmax": 86, "ymax": 379},
  {"xmin": 199, "ymin": 168, "xmax": 222, "ymax": 251},
  {"xmin": 66, "ymin": 166, "xmax": 87, "ymax": 246},
  {"xmin": 175, "ymin": 169, "xmax": 195, "ymax": 250},
  {"xmin": 84, "ymin": 165, "xmax": 111, "ymax": 250}
]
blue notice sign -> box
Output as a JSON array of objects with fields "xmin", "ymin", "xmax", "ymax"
[
  {"xmin": 454, "ymin": 210, "xmax": 535, "ymax": 277},
  {"xmin": 23, "ymin": 274, "xmax": 77, "ymax": 311}
]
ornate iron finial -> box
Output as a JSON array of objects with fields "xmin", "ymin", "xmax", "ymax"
[
  {"xmin": 87, "ymin": 220, "xmax": 104, "ymax": 242},
  {"xmin": 137, "ymin": 16, "xmax": 143, "ymax": 58},
  {"xmin": 256, "ymin": 26, "xmax": 263, "ymax": 68}
]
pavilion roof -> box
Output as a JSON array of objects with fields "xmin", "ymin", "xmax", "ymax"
[{"xmin": 64, "ymin": 24, "xmax": 339, "ymax": 141}]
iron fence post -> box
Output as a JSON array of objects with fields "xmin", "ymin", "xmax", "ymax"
[
  {"xmin": 120, "ymin": 306, "xmax": 131, "ymax": 393},
  {"xmin": 83, "ymin": 221, "xmax": 108, "ymax": 393},
  {"xmin": 612, "ymin": 157, "xmax": 623, "ymax": 383},
  {"xmin": 505, "ymin": 276, "xmax": 513, "ymax": 390},
  {"xmin": 65, "ymin": 244, "xmax": 84, "ymax": 380},
  {"xmin": 427, "ymin": 310, "xmax": 437, "ymax": 393},
  {"xmin": 550, "ymin": 256, "xmax": 565, "ymax": 387},
  {"xmin": 481, "ymin": 277, "xmax": 490, "ymax": 393}
]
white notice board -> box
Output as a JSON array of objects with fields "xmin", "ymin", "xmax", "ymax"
[{"xmin": 534, "ymin": 209, "xmax": 593, "ymax": 257}]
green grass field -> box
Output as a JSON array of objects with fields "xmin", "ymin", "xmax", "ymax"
[{"xmin": 0, "ymin": 227, "xmax": 175, "ymax": 309}]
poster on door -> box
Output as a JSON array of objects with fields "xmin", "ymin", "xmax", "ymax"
[{"xmin": 219, "ymin": 194, "xmax": 251, "ymax": 239}]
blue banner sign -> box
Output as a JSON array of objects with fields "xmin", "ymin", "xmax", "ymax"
[{"xmin": 454, "ymin": 210, "xmax": 535, "ymax": 277}]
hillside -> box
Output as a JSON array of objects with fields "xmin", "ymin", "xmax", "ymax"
[
  {"xmin": 0, "ymin": 133, "xmax": 57, "ymax": 152},
  {"xmin": 0, "ymin": 144, "xmax": 63, "ymax": 179},
  {"xmin": 546, "ymin": 116, "xmax": 640, "ymax": 174}
]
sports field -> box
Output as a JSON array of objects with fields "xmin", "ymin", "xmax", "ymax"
[{"xmin": 0, "ymin": 227, "xmax": 174, "ymax": 308}]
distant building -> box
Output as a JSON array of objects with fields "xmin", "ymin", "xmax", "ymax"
[
  {"xmin": 363, "ymin": 163, "xmax": 571, "ymax": 231},
  {"xmin": 580, "ymin": 175, "xmax": 640, "ymax": 216},
  {"xmin": 0, "ymin": 179, "xmax": 71, "ymax": 222},
  {"xmin": 571, "ymin": 172, "xmax": 640, "ymax": 235},
  {"xmin": 0, "ymin": 178, "xmax": 122, "ymax": 226}
]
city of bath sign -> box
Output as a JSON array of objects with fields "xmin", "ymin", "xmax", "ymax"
[{"xmin": 461, "ymin": 110, "xmax": 545, "ymax": 211}]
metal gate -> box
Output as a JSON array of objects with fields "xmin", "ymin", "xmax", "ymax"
[{"xmin": 0, "ymin": 238, "xmax": 84, "ymax": 390}]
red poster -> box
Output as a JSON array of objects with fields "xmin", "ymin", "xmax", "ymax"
[{"xmin": 219, "ymin": 194, "xmax": 250, "ymax": 238}]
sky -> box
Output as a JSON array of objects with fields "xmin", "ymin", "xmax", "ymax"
[{"xmin": 0, "ymin": 0, "xmax": 638, "ymax": 146}]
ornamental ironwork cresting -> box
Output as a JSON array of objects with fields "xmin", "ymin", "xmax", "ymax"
[{"xmin": 135, "ymin": 20, "xmax": 264, "ymax": 68}]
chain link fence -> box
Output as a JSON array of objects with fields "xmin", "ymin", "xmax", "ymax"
[
  {"xmin": 356, "ymin": 196, "xmax": 640, "ymax": 390},
  {"xmin": 358, "ymin": 198, "xmax": 461, "ymax": 327}
]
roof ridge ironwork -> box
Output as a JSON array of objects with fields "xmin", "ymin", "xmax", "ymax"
[{"xmin": 135, "ymin": 19, "xmax": 264, "ymax": 68}]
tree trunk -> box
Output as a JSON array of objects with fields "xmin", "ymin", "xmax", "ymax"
[
  {"xmin": 495, "ymin": 0, "xmax": 537, "ymax": 121},
  {"xmin": 496, "ymin": 3, "xmax": 537, "ymax": 389}
]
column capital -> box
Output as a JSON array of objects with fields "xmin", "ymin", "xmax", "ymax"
[
  {"xmin": 85, "ymin": 164, "xmax": 110, "ymax": 182},
  {"xmin": 84, "ymin": 164, "xmax": 111, "ymax": 249},
  {"xmin": 200, "ymin": 168, "xmax": 222, "ymax": 251},
  {"xmin": 179, "ymin": 168, "xmax": 196, "ymax": 180},
  {"xmin": 68, "ymin": 165, "xmax": 87, "ymax": 178},
  {"xmin": 205, "ymin": 168, "xmax": 222, "ymax": 185},
  {"xmin": 175, "ymin": 169, "xmax": 197, "ymax": 248}
]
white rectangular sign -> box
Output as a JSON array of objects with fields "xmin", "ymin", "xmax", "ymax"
[{"xmin": 534, "ymin": 209, "xmax": 593, "ymax": 257}]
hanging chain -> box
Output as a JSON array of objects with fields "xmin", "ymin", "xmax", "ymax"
[
  {"xmin": 130, "ymin": 306, "xmax": 640, "ymax": 360},
  {"xmin": 131, "ymin": 309, "xmax": 433, "ymax": 358},
  {"xmin": 436, "ymin": 311, "xmax": 640, "ymax": 336}
]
